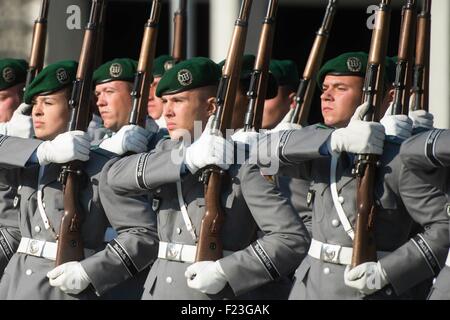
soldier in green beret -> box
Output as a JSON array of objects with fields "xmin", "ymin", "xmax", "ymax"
[
  {"xmin": 105, "ymin": 56, "xmax": 309, "ymax": 299},
  {"xmin": 147, "ymin": 54, "xmax": 176, "ymax": 128},
  {"xmin": 0, "ymin": 58, "xmax": 33, "ymax": 276},
  {"xmin": 0, "ymin": 60, "xmax": 159, "ymax": 299}
]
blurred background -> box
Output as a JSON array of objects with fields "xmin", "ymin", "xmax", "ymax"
[{"xmin": 0, "ymin": 0, "xmax": 448, "ymax": 126}]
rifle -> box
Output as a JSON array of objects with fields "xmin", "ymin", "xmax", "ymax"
[
  {"xmin": 56, "ymin": 0, "xmax": 104, "ymax": 266},
  {"xmin": 172, "ymin": 0, "xmax": 187, "ymax": 62},
  {"xmin": 129, "ymin": 0, "xmax": 162, "ymax": 128},
  {"xmin": 195, "ymin": 0, "xmax": 253, "ymax": 262},
  {"xmin": 352, "ymin": 0, "xmax": 392, "ymax": 267},
  {"xmin": 410, "ymin": 0, "xmax": 431, "ymax": 112},
  {"xmin": 243, "ymin": 0, "xmax": 278, "ymax": 132},
  {"xmin": 391, "ymin": 0, "xmax": 417, "ymax": 115},
  {"xmin": 25, "ymin": 0, "xmax": 50, "ymax": 92},
  {"xmin": 291, "ymin": 0, "xmax": 337, "ymax": 126}
]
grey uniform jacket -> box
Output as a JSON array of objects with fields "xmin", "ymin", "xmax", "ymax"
[
  {"xmin": 400, "ymin": 129, "xmax": 450, "ymax": 300},
  {"xmin": 106, "ymin": 138, "xmax": 311, "ymax": 300},
  {"xmin": 0, "ymin": 167, "xmax": 21, "ymax": 273},
  {"xmin": 0, "ymin": 134, "xmax": 158, "ymax": 300},
  {"xmin": 258, "ymin": 125, "xmax": 449, "ymax": 300}
]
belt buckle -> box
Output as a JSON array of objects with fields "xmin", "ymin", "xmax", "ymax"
[
  {"xmin": 321, "ymin": 243, "xmax": 341, "ymax": 264},
  {"xmin": 27, "ymin": 239, "xmax": 44, "ymax": 257},
  {"xmin": 166, "ymin": 243, "xmax": 182, "ymax": 261}
]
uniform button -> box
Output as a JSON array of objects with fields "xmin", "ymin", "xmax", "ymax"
[
  {"xmin": 338, "ymin": 196, "xmax": 344, "ymax": 204},
  {"xmin": 176, "ymin": 228, "xmax": 182, "ymax": 235},
  {"xmin": 331, "ymin": 219, "xmax": 340, "ymax": 227},
  {"xmin": 34, "ymin": 226, "xmax": 41, "ymax": 233},
  {"xmin": 17, "ymin": 185, "xmax": 22, "ymax": 190},
  {"xmin": 25, "ymin": 269, "xmax": 33, "ymax": 276},
  {"xmin": 42, "ymin": 202, "xmax": 46, "ymax": 208},
  {"xmin": 323, "ymin": 267, "xmax": 330, "ymax": 275},
  {"xmin": 166, "ymin": 276, "xmax": 173, "ymax": 284},
  {"xmin": 385, "ymin": 288, "xmax": 392, "ymax": 296},
  {"xmin": 156, "ymin": 188, "xmax": 161, "ymax": 194}
]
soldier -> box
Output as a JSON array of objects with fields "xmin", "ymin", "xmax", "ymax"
[
  {"xmin": 0, "ymin": 58, "xmax": 32, "ymax": 274},
  {"xmin": 0, "ymin": 60, "xmax": 158, "ymax": 299},
  {"xmin": 147, "ymin": 54, "xmax": 176, "ymax": 129},
  {"xmin": 255, "ymin": 51, "xmax": 449, "ymax": 299},
  {"xmin": 105, "ymin": 57, "xmax": 310, "ymax": 299},
  {"xmin": 400, "ymin": 129, "xmax": 450, "ymax": 300}
]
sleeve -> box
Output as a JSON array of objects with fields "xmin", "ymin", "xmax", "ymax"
[
  {"xmin": 218, "ymin": 163, "xmax": 311, "ymax": 295},
  {"xmin": 255, "ymin": 125, "xmax": 333, "ymax": 175},
  {"xmin": 80, "ymin": 158, "xmax": 159, "ymax": 296},
  {"xmin": 0, "ymin": 135, "xmax": 42, "ymax": 169},
  {"xmin": 400, "ymin": 129, "xmax": 450, "ymax": 170},
  {"xmin": 107, "ymin": 139, "xmax": 183, "ymax": 195},
  {"xmin": 378, "ymin": 161, "xmax": 450, "ymax": 295},
  {"xmin": 0, "ymin": 226, "xmax": 21, "ymax": 272}
]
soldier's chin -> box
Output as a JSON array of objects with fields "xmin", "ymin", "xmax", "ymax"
[{"xmin": 169, "ymin": 128, "xmax": 192, "ymax": 143}]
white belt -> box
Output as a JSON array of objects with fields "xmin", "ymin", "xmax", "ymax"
[
  {"xmin": 158, "ymin": 241, "xmax": 233, "ymax": 263},
  {"xmin": 308, "ymin": 239, "xmax": 390, "ymax": 266},
  {"xmin": 17, "ymin": 237, "xmax": 96, "ymax": 261},
  {"xmin": 445, "ymin": 250, "xmax": 450, "ymax": 267}
]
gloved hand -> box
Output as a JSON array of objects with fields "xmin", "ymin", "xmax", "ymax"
[
  {"xmin": 185, "ymin": 260, "xmax": 228, "ymax": 294},
  {"xmin": 36, "ymin": 131, "xmax": 90, "ymax": 165},
  {"xmin": 409, "ymin": 109, "xmax": 434, "ymax": 130},
  {"xmin": 99, "ymin": 124, "xmax": 152, "ymax": 155},
  {"xmin": 47, "ymin": 261, "xmax": 91, "ymax": 294},
  {"xmin": 344, "ymin": 261, "xmax": 389, "ymax": 295},
  {"xmin": 329, "ymin": 102, "xmax": 385, "ymax": 155},
  {"xmin": 380, "ymin": 104, "xmax": 413, "ymax": 140},
  {"xmin": 231, "ymin": 128, "xmax": 259, "ymax": 147},
  {"xmin": 184, "ymin": 116, "xmax": 234, "ymax": 174},
  {"xmin": 0, "ymin": 103, "xmax": 34, "ymax": 138}
]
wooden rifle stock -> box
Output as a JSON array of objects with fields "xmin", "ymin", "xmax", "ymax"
[
  {"xmin": 411, "ymin": 0, "xmax": 431, "ymax": 112},
  {"xmin": 352, "ymin": 0, "xmax": 391, "ymax": 268},
  {"xmin": 129, "ymin": 0, "xmax": 162, "ymax": 128},
  {"xmin": 172, "ymin": 0, "xmax": 187, "ymax": 62},
  {"xmin": 391, "ymin": 0, "xmax": 417, "ymax": 116},
  {"xmin": 25, "ymin": 0, "xmax": 50, "ymax": 92},
  {"xmin": 195, "ymin": 0, "xmax": 253, "ymax": 262},
  {"xmin": 243, "ymin": 0, "xmax": 278, "ymax": 132},
  {"xmin": 291, "ymin": 0, "xmax": 337, "ymax": 126},
  {"xmin": 56, "ymin": 0, "xmax": 104, "ymax": 266}
]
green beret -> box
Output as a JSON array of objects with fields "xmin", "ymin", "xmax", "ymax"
[
  {"xmin": 93, "ymin": 58, "xmax": 137, "ymax": 85},
  {"xmin": 218, "ymin": 54, "xmax": 278, "ymax": 99},
  {"xmin": 317, "ymin": 52, "xmax": 368, "ymax": 88},
  {"xmin": 24, "ymin": 60, "xmax": 77, "ymax": 104},
  {"xmin": 269, "ymin": 59, "xmax": 299, "ymax": 89},
  {"xmin": 0, "ymin": 58, "xmax": 28, "ymax": 91},
  {"xmin": 153, "ymin": 54, "xmax": 176, "ymax": 78},
  {"xmin": 156, "ymin": 57, "xmax": 221, "ymax": 97}
]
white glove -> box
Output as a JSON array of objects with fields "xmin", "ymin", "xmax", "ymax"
[
  {"xmin": 185, "ymin": 261, "xmax": 228, "ymax": 294},
  {"xmin": 184, "ymin": 117, "xmax": 234, "ymax": 174},
  {"xmin": 344, "ymin": 261, "xmax": 389, "ymax": 295},
  {"xmin": 36, "ymin": 131, "xmax": 90, "ymax": 165},
  {"xmin": 409, "ymin": 109, "xmax": 434, "ymax": 130},
  {"xmin": 99, "ymin": 124, "xmax": 152, "ymax": 155},
  {"xmin": 47, "ymin": 261, "xmax": 91, "ymax": 294},
  {"xmin": 231, "ymin": 128, "xmax": 259, "ymax": 147},
  {"xmin": 380, "ymin": 104, "xmax": 413, "ymax": 140},
  {"xmin": 329, "ymin": 102, "xmax": 385, "ymax": 155},
  {"xmin": 0, "ymin": 103, "xmax": 34, "ymax": 138}
]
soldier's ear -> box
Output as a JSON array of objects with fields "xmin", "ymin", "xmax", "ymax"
[
  {"xmin": 206, "ymin": 96, "xmax": 217, "ymax": 117},
  {"xmin": 288, "ymin": 91, "xmax": 296, "ymax": 109}
]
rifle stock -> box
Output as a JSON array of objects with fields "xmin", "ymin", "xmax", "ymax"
[
  {"xmin": 411, "ymin": 0, "xmax": 431, "ymax": 112},
  {"xmin": 172, "ymin": 0, "xmax": 187, "ymax": 62},
  {"xmin": 129, "ymin": 0, "xmax": 162, "ymax": 128},
  {"xmin": 291, "ymin": 0, "xmax": 337, "ymax": 126},
  {"xmin": 25, "ymin": 0, "xmax": 50, "ymax": 92},
  {"xmin": 195, "ymin": 0, "xmax": 253, "ymax": 262},
  {"xmin": 352, "ymin": 0, "xmax": 391, "ymax": 268},
  {"xmin": 56, "ymin": 0, "xmax": 104, "ymax": 266}
]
